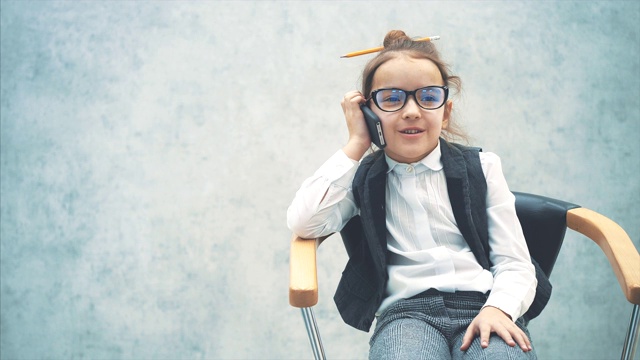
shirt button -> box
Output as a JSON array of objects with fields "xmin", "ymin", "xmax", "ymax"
[{"xmin": 406, "ymin": 166, "xmax": 414, "ymax": 173}]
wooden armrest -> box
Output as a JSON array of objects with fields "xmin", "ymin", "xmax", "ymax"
[
  {"xmin": 289, "ymin": 234, "xmax": 330, "ymax": 308},
  {"xmin": 567, "ymin": 207, "xmax": 640, "ymax": 305}
]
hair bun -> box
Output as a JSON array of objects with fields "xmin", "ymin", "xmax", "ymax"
[{"xmin": 383, "ymin": 30, "xmax": 411, "ymax": 48}]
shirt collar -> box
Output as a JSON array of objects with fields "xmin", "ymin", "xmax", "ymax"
[{"xmin": 385, "ymin": 142, "xmax": 444, "ymax": 175}]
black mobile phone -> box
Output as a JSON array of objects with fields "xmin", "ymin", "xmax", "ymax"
[{"xmin": 361, "ymin": 105, "xmax": 386, "ymax": 148}]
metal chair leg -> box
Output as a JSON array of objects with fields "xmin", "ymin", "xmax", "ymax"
[
  {"xmin": 301, "ymin": 307, "xmax": 326, "ymax": 360},
  {"xmin": 622, "ymin": 304, "xmax": 639, "ymax": 360}
]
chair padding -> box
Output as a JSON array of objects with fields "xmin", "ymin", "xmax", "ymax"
[{"xmin": 513, "ymin": 192, "xmax": 580, "ymax": 278}]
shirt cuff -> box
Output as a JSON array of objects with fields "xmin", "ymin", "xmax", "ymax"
[{"xmin": 483, "ymin": 292, "xmax": 522, "ymax": 323}]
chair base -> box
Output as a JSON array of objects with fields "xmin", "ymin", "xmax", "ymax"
[
  {"xmin": 301, "ymin": 307, "xmax": 326, "ymax": 360},
  {"xmin": 622, "ymin": 303, "xmax": 639, "ymax": 360}
]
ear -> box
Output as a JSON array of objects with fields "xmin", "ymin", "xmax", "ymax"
[{"xmin": 442, "ymin": 100, "xmax": 453, "ymax": 129}]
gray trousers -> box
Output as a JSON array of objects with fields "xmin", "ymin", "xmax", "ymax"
[{"xmin": 369, "ymin": 290, "xmax": 537, "ymax": 360}]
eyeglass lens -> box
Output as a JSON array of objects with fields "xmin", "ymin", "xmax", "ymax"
[{"xmin": 374, "ymin": 87, "xmax": 446, "ymax": 112}]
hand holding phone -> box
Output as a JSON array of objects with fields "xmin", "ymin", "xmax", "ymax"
[{"xmin": 360, "ymin": 105, "xmax": 386, "ymax": 148}]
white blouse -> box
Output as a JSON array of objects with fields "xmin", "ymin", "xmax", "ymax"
[{"xmin": 287, "ymin": 143, "xmax": 536, "ymax": 321}]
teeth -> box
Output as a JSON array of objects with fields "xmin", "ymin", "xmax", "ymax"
[{"xmin": 402, "ymin": 129, "xmax": 421, "ymax": 134}]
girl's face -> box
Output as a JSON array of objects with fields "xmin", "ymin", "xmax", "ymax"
[{"xmin": 370, "ymin": 55, "xmax": 452, "ymax": 164}]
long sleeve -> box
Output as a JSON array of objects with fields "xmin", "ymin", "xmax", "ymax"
[
  {"xmin": 287, "ymin": 150, "xmax": 360, "ymax": 239},
  {"xmin": 481, "ymin": 152, "xmax": 537, "ymax": 321}
]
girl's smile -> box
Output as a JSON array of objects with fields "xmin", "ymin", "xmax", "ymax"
[{"xmin": 399, "ymin": 127, "xmax": 425, "ymax": 135}]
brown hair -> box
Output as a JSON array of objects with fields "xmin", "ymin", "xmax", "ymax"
[{"xmin": 361, "ymin": 30, "xmax": 468, "ymax": 143}]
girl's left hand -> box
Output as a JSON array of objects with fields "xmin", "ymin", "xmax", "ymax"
[{"xmin": 460, "ymin": 306, "xmax": 532, "ymax": 352}]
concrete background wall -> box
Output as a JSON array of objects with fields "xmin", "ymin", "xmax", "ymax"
[{"xmin": 1, "ymin": 1, "xmax": 638, "ymax": 359}]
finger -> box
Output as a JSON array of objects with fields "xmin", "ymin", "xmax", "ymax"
[
  {"xmin": 495, "ymin": 327, "xmax": 516, "ymax": 347},
  {"xmin": 349, "ymin": 94, "xmax": 365, "ymax": 108},
  {"xmin": 342, "ymin": 96, "xmax": 365, "ymax": 118},
  {"xmin": 344, "ymin": 91, "xmax": 364, "ymax": 102},
  {"xmin": 498, "ymin": 324, "xmax": 531, "ymax": 352},
  {"xmin": 524, "ymin": 334, "xmax": 532, "ymax": 351},
  {"xmin": 479, "ymin": 324, "xmax": 492, "ymax": 348},
  {"xmin": 459, "ymin": 325, "xmax": 476, "ymax": 351},
  {"xmin": 341, "ymin": 91, "xmax": 364, "ymax": 108},
  {"xmin": 512, "ymin": 329, "xmax": 532, "ymax": 352}
]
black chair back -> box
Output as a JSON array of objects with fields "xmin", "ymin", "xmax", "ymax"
[{"xmin": 513, "ymin": 192, "xmax": 580, "ymax": 277}]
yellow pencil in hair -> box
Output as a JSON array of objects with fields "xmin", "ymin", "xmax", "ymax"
[{"xmin": 340, "ymin": 36, "xmax": 440, "ymax": 58}]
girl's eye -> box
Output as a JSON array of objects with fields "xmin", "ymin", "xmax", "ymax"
[
  {"xmin": 378, "ymin": 90, "xmax": 405, "ymax": 104},
  {"xmin": 419, "ymin": 89, "xmax": 442, "ymax": 103},
  {"xmin": 383, "ymin": 95, "xmax": 402, "ymax": 103},
  {"xmin": 420, "ymin": 94, "xmax": 437, "ymax": 102}
]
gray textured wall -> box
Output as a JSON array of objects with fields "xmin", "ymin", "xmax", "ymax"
[{"xmin": 1, "ymin": 1, "xmax": 638, "ymax": 359}]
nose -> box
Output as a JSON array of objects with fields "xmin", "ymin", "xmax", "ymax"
[{"xmin": 401, "ymin": 96, "xmax": 421, "ymax": 120}]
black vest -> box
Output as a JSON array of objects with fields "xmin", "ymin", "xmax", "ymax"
[{"xmin": 334, "ymin": 138, "xmax": 551, "ymax": 332}]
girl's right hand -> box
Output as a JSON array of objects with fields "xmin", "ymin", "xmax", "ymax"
[{"xmin": 340, "ymin": 90, "xmax": 372, "ymax": 161}]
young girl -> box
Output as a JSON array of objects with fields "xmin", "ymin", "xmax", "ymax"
[{"xmin": 287, "ymin": 30, "xmax": 547, "ymax": 359}]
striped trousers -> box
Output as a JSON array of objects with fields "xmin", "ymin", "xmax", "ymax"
[{"xmin": 369, "ymin": 290, "xmax": 537, "ymax": 360}]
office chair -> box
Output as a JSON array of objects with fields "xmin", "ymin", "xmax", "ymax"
[{"xmin": 289, "ymin": 192, "xmax": 640, "ymax": 360}]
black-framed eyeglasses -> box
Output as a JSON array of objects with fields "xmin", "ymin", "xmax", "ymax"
[{"xmin": 369, "ymin": 86, "xmax": 449, "ymax": 112}]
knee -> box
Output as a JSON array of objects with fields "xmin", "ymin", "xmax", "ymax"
[
  {"xmin": 453, "ymin": 335, "xmax": 536, "ymax": 360},
  {"xmin": 369, "ymin": 318, "xmax": 449, "ymax": 360}
]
